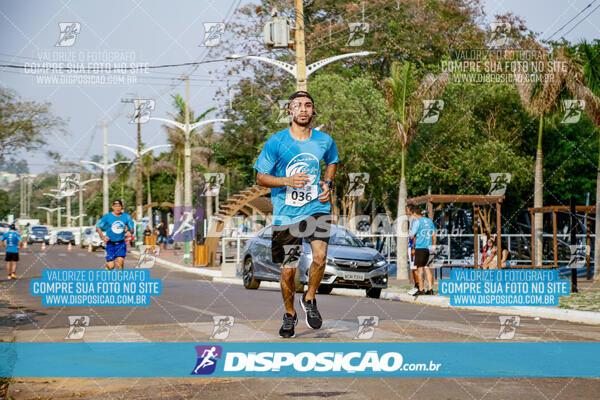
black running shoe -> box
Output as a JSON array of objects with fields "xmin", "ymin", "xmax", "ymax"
[
  {"xmin": 300, "ymin": 293, "xmax": 323, "ymax": 329},
  {"xmin": 426, "ymin": 289, "xmax": 434, "ymax": 295},
  {"xmin": 414, "ymin": 290, "xmax": 426, "ymax": 296},
  {"xmin": 279, "ymin": 313, "xmax": 298, "ymax": 338}
]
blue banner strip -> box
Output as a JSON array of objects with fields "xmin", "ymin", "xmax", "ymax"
[{"xmin": 1, "ymin": 342, "xmax": 599, "ymax": 377}]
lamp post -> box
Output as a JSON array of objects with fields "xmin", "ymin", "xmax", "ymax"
[
  {"xmin": 43, "ymin": 192, "xmax": 66, "ymax": 227},
  {"xmin": 37, "ymin": 206, "xmax": 64, "ymax": 227},
  {"xmin": 146, "ymin": 78, "xmax": 229, "ymax": 264},
  {"xmin": 81, "ymin": 160, "xmax": 130, "ymax": 216},
  {"xmin": 107, "ymin": 143, "xmax": 172, "ymax": 250}
]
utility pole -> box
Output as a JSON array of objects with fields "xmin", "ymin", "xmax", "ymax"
[
  {"xmin": 27, "ymin": 175, "xmax": 32, "ymax": 217},
  {"xmin": 66, "ymin": 194, "xmax": 72, "ymax": 227},
  {"xmin": 294, "ymin": 0, "xmax": 307, "ymax": 91},
  {"xmin": 103, "ymin": 120, "xmax": 109, "ymax": 214},
  {"xmin": 136, "ymin": 104, "xmax": 143, "ymax": 250},
  {"xmin": 184, "ymin": 76, "xmax": 192, "ymax": 263}
]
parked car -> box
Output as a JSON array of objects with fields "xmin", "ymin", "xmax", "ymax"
[
  {"xmin": 80, "ymin": 227, "xmax": 104, "ymax": 251},
  {"xmin": 56, "ymin": 230, "xmax": 75, "ymax": 245},
  {"xmin": 0, "ymin": 222, "xmax": 9, "ymax": 235},
  {"xmin": 27, "ymin": 225, "xmax": 50, "ymax": 245},
  {"xmin": 241, "ymin": 225, "xmax": 389, "ymax": 298}
]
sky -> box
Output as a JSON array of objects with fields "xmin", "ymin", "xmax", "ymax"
[{"xmin": 0, "ymin": 0, "xmax": 598, "ymax": 175}]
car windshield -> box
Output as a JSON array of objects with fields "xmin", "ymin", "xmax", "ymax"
[
  {"xmin": 32, "ymin": 227, "xmax": 47, "ymax": 233},
  {"xmin": 328, "ymin": 228, "xmax": 364, "ymax": 247}
]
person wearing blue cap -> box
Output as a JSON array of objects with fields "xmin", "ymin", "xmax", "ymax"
[{"xmin": 2, "ymin": 224, "xmax": 22, "ymax": 279}]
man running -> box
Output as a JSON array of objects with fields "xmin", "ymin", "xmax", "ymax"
[
  {"xmin": 2, "ymin": 224, "xmax": 22, "ymax": 279},
  {"xmin": 408, "ymin": 205, "xmax": 437, "ymax": 295},
  {"xmin": 254, "ymin": 90, "xmax": 338, "ymax": 338},
  {"xmin": 96, "ymin": 200, "xmax": 134, "ymax": 269}
]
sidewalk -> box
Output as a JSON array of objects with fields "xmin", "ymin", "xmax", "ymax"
[{"xmin": 139, "ymin": 250, "xmax": 600, "ymax": 326}]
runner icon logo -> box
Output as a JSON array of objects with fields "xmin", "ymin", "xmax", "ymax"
[
  {"xmin": 489, "ymin": 22, "xmax": 510, "ymax": 47},
  {"xmin": 56, "ymin": 22, "xmax": 81, "ymax": 47},
  {"xmin": 354, "ymin": 316, "xmax": 379, "ymax": 340},
  {"xmin": 561, "ymin": 100, "xmax": 585, "ymax": 124},
  {"xmin": 496, "ymin": 316, "xmax": 520, "ymax": 340},
  {"xmin": 191, "ymin": 345, "xmax": 223, "ymax": 375},
  {"xmin": 420, "ymin": 100, "xmax": 444, "ymax": 124},
  {"xmin": 282, "ymin": 245, "xmax": 303, "ymax": 268},
  {"xmin": 210, "ymin": 316, "xmax": 234, "ymax": 340},
  {"xmin": 65, "ymin": 315, "xmax": 90, "ymax": 340},
  {"xmin": 202, "ymin": 23, "xmax": 225, "ymax": 47},
  {"xmin": 136, "ymin": 245, "xmax": 160, "ymax": 269}
]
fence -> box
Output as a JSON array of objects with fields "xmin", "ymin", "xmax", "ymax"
[{"xmin": 217, "ymin": 232, "xmax": 595, "ymax": 269}]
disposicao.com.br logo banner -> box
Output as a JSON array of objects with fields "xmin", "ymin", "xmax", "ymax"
[{"xmin": 1, "ymin": 342, "xmax": 599, "ymax": 378}]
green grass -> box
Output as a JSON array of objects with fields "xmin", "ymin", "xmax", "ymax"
[{"xmin": 558, "ymin": 290, "xmax": 600, "ymax": 312}]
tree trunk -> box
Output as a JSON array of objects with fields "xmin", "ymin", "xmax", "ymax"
[
  {"xmin": 595, "ymin": 169, "xmax": 600, "ymax": 281},
  {"xmin": 534, "ymin": 115, "xmax": 544, "ymax": 266},
  {"xmin": 397, "ymin": 177, "xmax": 408, "ymax": 280},
  {"xmin": 174, "ymin": 171, "xmax": 183, "ymax": 208},
  {"xmin": 147, "ymin": 174, "xmax": 152, "ymax": 228}
]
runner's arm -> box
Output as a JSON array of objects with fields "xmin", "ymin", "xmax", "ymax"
[{"xmin": 256, "ymin": 172, "xmax": 309, "ymax": 188}]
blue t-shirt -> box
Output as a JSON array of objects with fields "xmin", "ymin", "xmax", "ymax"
[
  {"xmin": 410, "ymin": 217, "xmax": 436, "ymax": 249},
  {"xmin": 96, "ymin": 212, "xmax": 134, "ymax": 242},
  {"xmin": 254, "ymin": 128, "xmax": 339, "ymax": 225},
  {"xmin": 2, "ymin": 231, "xmax": 22, "ymax": 253}
]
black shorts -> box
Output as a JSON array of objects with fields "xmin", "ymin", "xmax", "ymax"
[
  {"xmin": 414, "ymin": 249, "xmax": 430, "ymax": 267},
  {"xmin": 271, "ymin": 213, "xmax": 331, "ymax": 265},
  {"xmin": 5, "ymin": 252, "xmax": 19, "ymax": 262}
]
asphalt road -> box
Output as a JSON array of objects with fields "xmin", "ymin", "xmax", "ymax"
[{"xmin": 1, "ymin": 245, "xmax": 599, "ymax": 399}]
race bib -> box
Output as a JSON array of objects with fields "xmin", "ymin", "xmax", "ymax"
[{"xmin": 285, "ymin": 184, "xmax": 318, "ymax": 207}]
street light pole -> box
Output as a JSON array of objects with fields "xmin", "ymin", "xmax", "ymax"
[
  {"xmin": 81, "ymin": 159, "xmax": 130, "ymax": 216},
  {"xmin": 106, "ymin": 143, "xmax": 171, "ymax": 249},
  {"xmin": 44, "ymin": 192, "xmax": 65, "ymax": 227},
  {"xmin": 147, "ymin": 111, "xmax": 228, "ymax": 264},
  {"xmin": 294, "ymin": 0, "xmax": 307, "ymax": 91},
  {"xmin": 136, "ymin": 110, "xmax": 143, "ymax": 249},
  {"xmin": 103, "ymin": 120, "xmax": 109, "ymax": 214}
]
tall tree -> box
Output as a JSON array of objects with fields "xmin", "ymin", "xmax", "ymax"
[
  {"xmin": 513, "ymin": 47, "xmax": 577, "ymax": 265},
  {"xmin": 571, "ymin": 40, "xmax": 600, "ymax": 280},
  {"xmin": 163, "ymin": 94, "xmax": 215, "ymax": 209},
  {"xmin": 0, "ymin": 87, "xmax": 66, "ymax": 158},
  {"xmin": 382, "ymin": 61, "xmax": 448, "ymax": 278}
]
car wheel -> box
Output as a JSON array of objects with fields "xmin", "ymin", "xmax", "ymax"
[
  {"xmin": 317, "ymin": 284, "xmax": 333, "ymax": 295},
  {"xmin": 242, "ymin": 258, "xmax": 260, "ymax": 290},
  {"xmin": 366, "ymin": 287, "xmax": 382, "ymax": 299}
]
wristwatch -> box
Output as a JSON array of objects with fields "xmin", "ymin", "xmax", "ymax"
[{"xmin": 324, "ymin": 180, "xmax": 333, "ymax": 188}]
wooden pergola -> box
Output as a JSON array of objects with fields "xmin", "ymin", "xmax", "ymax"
[
  {"xmin": 528, "ymin": 205, "xmax": 595, "ymax": 277},
  {"xmin": 407, "ymin": 194, "xmax": 505, "ymax": 269}
]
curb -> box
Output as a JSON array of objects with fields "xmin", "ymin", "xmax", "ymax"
[{"xmin": 147, "ymin": 253, "xmax": 600, "ymax": 326}]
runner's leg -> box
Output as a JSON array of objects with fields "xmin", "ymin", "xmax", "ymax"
[
  {"xmin": 425, "ymin": 267, "xmax": 434, "ymax": 291},
  {"xmin": 417, "ymin": 266, "xmax": 425, "ymax": 291},
  {"xmin": 280, "ymin": 267, "xmax": 296, "ymax": 316},
  {"xmin": 304, "ymin": 240, "xmax": 327, "ymax": 301},
  {"xmin": 115, "ymin": 257, "xmax": 125, "ymax": 269}
]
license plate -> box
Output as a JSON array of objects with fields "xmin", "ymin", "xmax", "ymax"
[{"xmin": 342, "ymin": 272, "xmax": 365, "ymax": 281}]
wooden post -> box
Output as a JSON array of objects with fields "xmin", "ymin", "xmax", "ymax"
[
  {"xmin": 427, "ymin": 199, "xmax": 434, "ymax": 219},
  {"xmin": 552, "ymin": 211, "xmax": 558, "ymax": 268},
  {"xmin": 530, "ymin": 211, "xmax": 535, "ymax": 267},
  {"xmin": 496, "ymin": 202, "xmax": 502, "ymax": 269},
  {"xmin": 586, "ymin": 212, "xmax": 591, "ymax": 280},
  {"xmin": 474, "ymin": 205, "xmax": 479, "ymax": 269}
]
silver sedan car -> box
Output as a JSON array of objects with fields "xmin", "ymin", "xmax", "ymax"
[{"xmin": 241, "ymin": 224, "xmax": 389, "ymax": 298}]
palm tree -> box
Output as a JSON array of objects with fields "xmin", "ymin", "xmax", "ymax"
[
  {"xmin": 382, "ymin": 61, "xmax": 448, "ymax": 278},
  {"xmin": 142, "ymin": 149, "xmax": 156, "ymax": 227},
  {"xmin": 163, "ymin": 94, "xmax": 216, "ymax": 209},
  {"xmin": 571, "ymin": 40, "xmax": 600, "ymax": 280},
  {"xmin": 112, "ymin": 151, "xmax": 133, "ymax": 201},
  {"xmin": 513, "ymin": 46, "xmax": 579, "ymax": 266}
]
